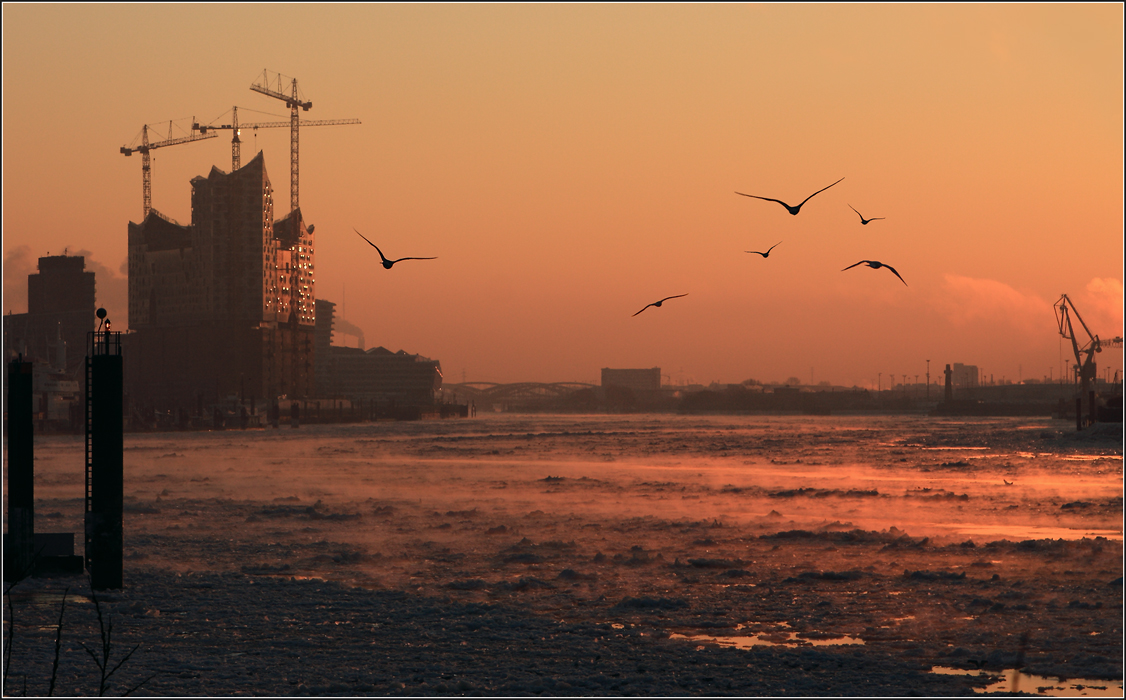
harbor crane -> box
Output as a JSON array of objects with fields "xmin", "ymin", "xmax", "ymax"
[
  {"xmin": 249, "ymin": 69, "xmax": 360, "ymax": 213},
  {"xmin": 192, "ymin": 106, "xmax": 361, "ymax": 174},
  {"xmin": 120, "ymin": 119, "xmax": 218, "ymax": 219},
  {"xmin": 1054, "ymin": 293, "xmax": 1124, "ymax": 399}
]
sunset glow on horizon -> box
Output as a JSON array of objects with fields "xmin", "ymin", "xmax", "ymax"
[{"xmin": 3, "ymin": 4, "xmax": 1122, "ymax": 388}]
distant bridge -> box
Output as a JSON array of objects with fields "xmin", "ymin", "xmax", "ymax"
[{"xmin": 441, "ymin": 382, "xmax": 596, "ymax": 405}]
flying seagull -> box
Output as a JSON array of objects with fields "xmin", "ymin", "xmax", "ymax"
[
  {"xmin": 746, "ymin": 241, "xmax": 782, "ymax": 258},
  {"xmin": 354, "ymin": 228, "xmax": 437, "ymax": 269},
  {"xmin": 735, "ymin": 177, "xmax": 845, "ymax": 215},
  {"xmin": 841, "ymin": 260, "xmax": 907, "ymax": 286},
  {"xmin": 848, "ymin": 204, "xmax": 884, "ymax": 225},
  {"xmin": 632, "ymin": 294, "xmax": 688, "ymax": 317}
]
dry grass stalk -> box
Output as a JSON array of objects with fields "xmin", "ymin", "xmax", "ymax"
[{"xmin": 48, "ymin": 587, "xmax": 68, "ymax": 696}]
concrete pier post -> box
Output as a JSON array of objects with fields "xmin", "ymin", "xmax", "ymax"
[{"xmin": 5, "ymin": 359, "xmax": 34, "ymax": 579}]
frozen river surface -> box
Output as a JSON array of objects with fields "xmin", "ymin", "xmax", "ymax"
[{"xmin": 5, "ymin": 414, "xmax": 1123, "ymax": 695}]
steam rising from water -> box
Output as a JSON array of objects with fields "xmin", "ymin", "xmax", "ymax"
[
  {"xmin": 8, "ymin": 414, "xmax": 1121, "ymax": 697},
  {"xmin": 18, "ymin": 415, "xmax": 1121, "ymax": 586}
]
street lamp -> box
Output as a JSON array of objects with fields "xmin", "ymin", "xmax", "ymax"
[{"xmin": 926, "ymin": 359, "xmax": 930, "ymax": 399}]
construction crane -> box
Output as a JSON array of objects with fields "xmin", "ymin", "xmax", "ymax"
[
  {"xmin": 1054, "ymin": 294, "xmax": 1124, "ymax": 399},
  {"xmin": 120, "ymin": 119, "xmax": 218, "ymax": 220},
  {"xmin": 249, "ymin": 69, "xmax": 360, "ymax": 213},
  {"xmin": 192, "ymin": 106, "xmax": 361, "ymax": 173}
]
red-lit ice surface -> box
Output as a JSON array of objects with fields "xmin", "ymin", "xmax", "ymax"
[{"xmin": 7, "ymin": 415, "xmax": 1121, "ymax": 695}]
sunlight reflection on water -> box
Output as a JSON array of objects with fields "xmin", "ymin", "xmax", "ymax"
[
  {"xmin": 669, "ymin": 631, "xmax": 864, "ymax": 649},
  {"xmin": 931, "ymin": 666, "xmax": 1124, "ymax": 697},
  {"xmin": 937, "ymin": 524, "xmax": 1123, "ymax": 541},
  {"xmin": 5, "ymin": 591, "xmax": 92, "ymax": 607}
]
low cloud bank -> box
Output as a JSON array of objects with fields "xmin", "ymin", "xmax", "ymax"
[{"xmin": 933, "ymin": 274, "xmax": 1050, "ymax": 335}]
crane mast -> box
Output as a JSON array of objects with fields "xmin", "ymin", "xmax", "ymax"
[
  {"xmin": 120, "ymin": 120, "xmax": 217, "ymax": 219},
  {"xmin": 232, "ymin": 106, "xmax": 240, "ymax": 170},
  {"xmin": 250, "ymin": 70, "xmax": 312, "ymax": 214}
]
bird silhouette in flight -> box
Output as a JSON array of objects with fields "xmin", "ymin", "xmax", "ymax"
[
  {"xmin": 735, "ymin": 177, "xmax": 845, "ymax": 215},
  {"xmin": 632, "ymin": 294, "xmax": 688, "ymax": 317},
  {"xmin": 354, "ymin": 228, "xmax": 437, "ymax": 269},
  {"xmin": 746, "ymin": 241, "xmax": 782, "ymax": 258},
  {"xmin": 848, "ymin": 204, "xmax": 884, "ymax": 225},
  {"xmin": 842, "ymin": 260, "xmax": 907, "ymax": 286}
]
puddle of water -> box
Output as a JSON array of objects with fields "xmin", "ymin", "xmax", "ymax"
[
  {"xmin": 931, "ymin": 667, "xmax": 1124, "ymax": 697},
  {"xmin": 923, "ymin": 446, "xmax": 991, "ymax": 451},
  {"xmin": 6, "ymin": 591, "xmax": 92, "ymax": 607},
  {"xmin": 670, "ymin": 631, "xmax": 864, "ymax": 649}
]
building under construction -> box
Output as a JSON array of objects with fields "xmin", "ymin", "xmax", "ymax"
[{"xmin": 125, "ymin": 152, "xmax": 315, "ymax": 409}]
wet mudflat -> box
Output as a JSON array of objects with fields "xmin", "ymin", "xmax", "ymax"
[{"xmin": 4, "ymin": 414, "xmax": 1122, "ymax": 696}]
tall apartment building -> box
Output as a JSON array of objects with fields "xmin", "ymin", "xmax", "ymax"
[
  {"xmin": 125, "ymin": 152, "xmax": 315, "ymax": 408},
  {"xmin": 3, "ymin": 254, "xmax": 96, "ymax": 378}
]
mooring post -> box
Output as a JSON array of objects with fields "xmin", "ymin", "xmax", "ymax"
[
  {"xmin": 86, "ymin": 320, "xmax": 124, "ymax": 590},
  {"xmin": 5, "ymin": 359, "xmax": 34, "ymax": 579}
]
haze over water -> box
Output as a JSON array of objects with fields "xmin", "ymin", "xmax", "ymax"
[
  {"xmin": 8, "ymin": 413, "xmax": 1123, "ymax": 696},
  {"xmin": 27, "ymin": 414, "xmax": 1123, "ymax": 588}
]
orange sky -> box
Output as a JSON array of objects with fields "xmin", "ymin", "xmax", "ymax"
[{"xmin": 3, "ymin": 4, "xmax": 1123, "ymax": 387}]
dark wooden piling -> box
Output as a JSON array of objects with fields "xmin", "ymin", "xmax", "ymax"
[{"xmin": 5, "ymin": 359, "xmax": 34, "ymax": 579}]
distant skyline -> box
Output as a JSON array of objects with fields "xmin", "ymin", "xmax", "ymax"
[{"xmin": 3, "ymin": 4, "xmax": 1122, "ymax": 388}]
